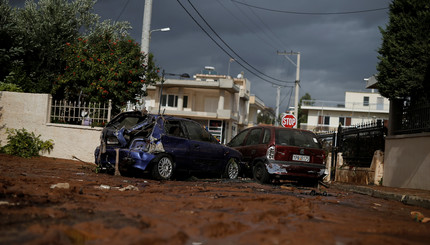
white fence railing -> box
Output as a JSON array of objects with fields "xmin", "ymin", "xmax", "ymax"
[{"xmin": 50, "ymin": 97, "xmax": 112, "ymax": 127}]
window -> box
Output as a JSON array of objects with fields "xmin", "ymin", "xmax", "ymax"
[
  {"xmin": 324, "ymin": 116, "xmax": 330, "ymax": 125},
  {"xmin": 183, "ymin": 121, "xmax": 212, "ymax": 142},
  {"xmin": 275, "ymin": 129, "xmax": 321, "ymax": 149},
  {"xmin": 228, "ymin": 129, "xmax": 249, "ymax": 147},
  {"xmin": 318, "ymin": 115, "xmax": 330, "ymax": 125},
  {"xmin": 339, "ymin": 117, "xmax": 351, "ymax": 126},
  {"xmin": 262, "ymin": 128, "xmax": 271, "ymax": 144},
  {"xmin": 245, "ymin": 129, "xmax": 262, "ymax": 146},
  {"xmin": 165, "ymin": 121, "xmax": 185, "ymax": 138},
  {"xmin": 161, "ymin": 94, "xmax": 188, "ymax": 108},
  {"xmin": 363, "ymin": 96, "xmax": 369, "ymax": 106},
  {"xmin": 183, "ymin": 96, "xmax": 188, "ymax": 108}
]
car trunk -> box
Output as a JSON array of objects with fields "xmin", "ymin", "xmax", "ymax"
[{"xmin": 274, "ymin": 145, "xmax": 325, "ymax": 165}]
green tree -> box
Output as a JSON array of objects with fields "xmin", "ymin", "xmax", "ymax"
[
  {"xmin": 56, "ymin": 32, "xmax": 160, "ymax": 113},
  {"xmin": 298, "ymin": 93, "xmax": 312, "ymax": 128},
  {"xmin": 0, "ymin": 0, "xmax": 25, "ymax": 83},
  {"xmin": 1, "ymin": 0, "xmax": 103, "ymax": 93},
  {"xmin": 376, "ymin": 0, "xmax": 430, "ymax": 101}
]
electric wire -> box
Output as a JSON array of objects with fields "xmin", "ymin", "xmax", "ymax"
[
  {"xmin": 246, "ymin": 4, "xmax": 289, "ymax": 51},
  {"xmin": 115, "ymin": 0, "xmax": 131, "ymax": 22},
  {"xmin": 185, "ymin": 0, "xmax": 293, "ymax": 84},
  {"xmin": 231, "ymin": 0, "xmax": 389, "ymax": 15},
  {"xmin": 176, "ymin": 0, "xmax": 277, "ymax": 85},
  {"xmin": 216, "ymin": 0, "xmax": 279, "ymax": 51}
]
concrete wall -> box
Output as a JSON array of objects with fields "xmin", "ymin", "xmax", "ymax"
[
  {"xmin": 0, "ymin": 91, "xmax": 102, "ymax": 163},
  {"xmin": 383, "ymin": 133, "xmax": 430, "ymax": 190}
]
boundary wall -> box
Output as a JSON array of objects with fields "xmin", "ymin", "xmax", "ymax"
[{"xmin": 0, "ymin": 91, "xmax": 101, "ymax": 163}]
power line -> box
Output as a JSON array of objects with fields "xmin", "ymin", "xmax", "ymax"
[
  {"xmin": 186, "ymin": 0, "xmax": 293, "ymax": 84},
  {"xmin": 217, "ymin": 0, "xmax": 280, "ymax": 51},
  {"xmin": 176, "ymin": 0, "xmax": 293, "ymax": 86},
  {"xmin": 115, "ymin": 0, "xmax": 131, "ymax": 22},
  {"xmin": 231, "ymin": 0, "xmax": 388, "ymax": 15}
]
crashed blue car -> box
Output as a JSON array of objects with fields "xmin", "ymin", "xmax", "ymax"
[{"xmin": 95, "ymin": 111, "xmax": 242, "ymax": 180}]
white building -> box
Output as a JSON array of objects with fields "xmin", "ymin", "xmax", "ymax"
[{"xmin": 300, "ymin": 91, "xmax": 390, "ymax": 132}]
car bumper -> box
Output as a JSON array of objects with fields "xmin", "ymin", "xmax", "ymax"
[
  {"xmin": 95, "ymin": 147, "xmax": 155, "ymax": 171},
  {"xmin": 266, "ymin": 159, "xmax": 327, "ymax": 179}
]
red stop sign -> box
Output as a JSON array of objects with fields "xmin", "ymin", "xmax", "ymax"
[{"xmin": 281, "ymin": 114, "xmax": 296, "ymax": 128}]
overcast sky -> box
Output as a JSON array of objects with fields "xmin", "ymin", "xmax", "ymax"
[{"xmin": 12, "ymin": 0, "xmax": 392, "ymax": 112}]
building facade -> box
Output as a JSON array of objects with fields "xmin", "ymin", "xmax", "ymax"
[
  {"xmin": 143, "ymin": 68, "xmax": 267, "ymax": 143},
  {"xmin": 300, "ymin": 91, "xmax": 390, "ymax": 132}
]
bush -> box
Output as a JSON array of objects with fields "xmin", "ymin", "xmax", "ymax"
[
  {"xmin": 1, "ymin": 128, "xmax": 54, "ymax": 158},
  {"xmin": 0, "ymin": 82, "xmax": 23, "ymax": 92}
]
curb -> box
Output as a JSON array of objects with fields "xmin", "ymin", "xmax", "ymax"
[{"xmin": 330, "ymin": 183, "xmax": 430, "ymax": 209}]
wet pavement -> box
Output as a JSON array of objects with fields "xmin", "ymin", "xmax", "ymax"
[{"xmin": 330, "ymin": 182, "xmax": 430, "ymax": 209}]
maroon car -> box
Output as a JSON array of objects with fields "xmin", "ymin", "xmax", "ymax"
[{"xmin": 227, "ymin": 125, "xmax": 327, "ymax": 184}]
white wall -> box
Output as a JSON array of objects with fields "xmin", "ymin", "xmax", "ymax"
[
  {"xmin": 0, "ymin": 92, "xmax": 102, "ymax": 163},
  {"xmin": 384, "ymin": 133, "xmax": 430, "ymax": 190}
]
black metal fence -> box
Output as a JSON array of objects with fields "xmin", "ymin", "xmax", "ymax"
[
  {"xmin": 317, "ymin": 121, "xmax": 387, "ymax": 169},
  {"xmin": 394, "ymin": 98, "xmax": 430, "ymax": 135}
]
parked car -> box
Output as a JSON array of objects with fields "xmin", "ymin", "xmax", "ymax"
[
  {"xmin": 95, "ymin": 112, "xmax": 242, "ymax": 180},
  {"xmin": 227, "ymin": 125, "xmax": 327, "ymax": 184}
]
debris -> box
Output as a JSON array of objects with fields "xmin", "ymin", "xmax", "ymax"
[
  {"xmin": 118, "ymin": 185, "xmax": 139, "ymax": 191},
  {"xmin": 98, "ymin": 184, "xmax": 111, "ymax": 190},
  {"xmin": 50, "ymin": 183, "xmax": 70, "ymax": 189},
  {"xmin": 411, "ymin": 211, "xmax": 430, "ymax": 223},
  {"xmin": 373, "ymin": 203, "xmax": 382, "ymax": 207},
  {"xmin": 72, "ymin": 155, "xmax": 96, "ymax": 165},
  {"xmin": 281, "ymin": 185, "xmax": 294, "ymax": 191},
  {"xmin": 114, "ymin": 148, "xmax": 121, "ymax": 176}
]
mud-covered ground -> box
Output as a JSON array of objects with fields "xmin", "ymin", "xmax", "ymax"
[{"xmin": 1, "ymin": 153, "xmax": 429, "ymax": 245}]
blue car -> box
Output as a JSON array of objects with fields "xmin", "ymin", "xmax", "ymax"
[{"xmin": 95, "ymin": 112, "xmax": 242, "ymax": 180}]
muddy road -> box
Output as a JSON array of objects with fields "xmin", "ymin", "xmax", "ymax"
[{"xmin": 0, "ymin": 154, "xmax": 429, "ymax": 245}]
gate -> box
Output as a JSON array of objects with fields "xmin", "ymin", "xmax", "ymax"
[{"xmin": 317, "ymin": 121, "xmax": 387, "ymax": 179}]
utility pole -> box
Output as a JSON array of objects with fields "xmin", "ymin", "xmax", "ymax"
[
  {"xmin": 277, "ymin": 51, "xmax": 300, "ymax": 128},
  {"xmin": 275, "ymin": 85, "xmax": 281, "ymax": 126},
  {"xmin": 141, "ymin": 0, "xmax": 153, "ymax": 65}
]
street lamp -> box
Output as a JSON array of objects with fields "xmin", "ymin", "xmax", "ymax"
[
  {"xmin": 150, "ymin": 27, "xmax": 171, "ymax": 35},
  {"xmin": 158, "ymin": 70, "xmax": 191, "ymax": 114},
  {"xmin": 142, "ymin": 27, "xmax": 170, "ymax": 65}
]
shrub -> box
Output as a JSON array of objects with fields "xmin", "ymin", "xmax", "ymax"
[
  {"xmin": 0, "ymin": 82, "xmax": 24, "ymax": 92},
  {"xmin": 2, "ymin": 128, "xmax": 54, "ymax": 158}
]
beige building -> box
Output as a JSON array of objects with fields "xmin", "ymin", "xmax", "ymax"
[
  {"xmin": 300, "ymin": 91, "xmax": 390, "ymax": 132},
  {"xmin": 143, "ymin": 67, "xmax": 268, "ymax": 143}
]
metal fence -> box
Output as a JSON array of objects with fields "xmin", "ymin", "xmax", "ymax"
[
  {"xmin": 50, "ymin": 99, "xmax": 112, "ymax": 127},
  {"xmin": 394, "ymin": 99, "xmax": 430, "ymax": 135},
  {"xmin": 317, "ymin": 120, "xmax": 387, "ymax": 169}
]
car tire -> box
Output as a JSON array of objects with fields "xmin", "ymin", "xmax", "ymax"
[
  {"xmin": 253, "ymin": 162, "xmax": 271, "ymax": 184},
  {"xmin": 151, "ymin": 154, "xmax": 174, "ymax": 180},
  {"xmin": 223, "ymin": 158, "xmax": 239, "ymax": 179}
]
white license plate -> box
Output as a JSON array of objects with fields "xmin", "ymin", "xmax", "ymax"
[{"xmin": 292, "ymin": 154, "xmax": 310, "ymax": 162}]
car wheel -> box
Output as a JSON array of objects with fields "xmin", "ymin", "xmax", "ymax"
[
  {"xmin": 223, "ymin": 158, "xmax": 239, "ymax": 179},
  {"xmin": 253, "ymin": 162, "xmax": 271, "ymax": 184},
  {"xmin": 151, "ymin": 154, "xmax": 174, "ymax": 180}
]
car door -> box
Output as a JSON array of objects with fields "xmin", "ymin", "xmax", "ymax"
[
  {"xmin": 241, "ymin": 128, "xmax": 264, "ymax": 163},
  {"xmin": 182, "ymin": 120, "xmax": 224, "ymax": 172},
  {"xmin": 161, "ymin": 120, "xmax": 190, "ymax": 169}
]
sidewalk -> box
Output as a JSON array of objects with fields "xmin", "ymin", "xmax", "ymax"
[{"xmin": 330, "ymin": 182, "xmax": 430, "ymax": 209}]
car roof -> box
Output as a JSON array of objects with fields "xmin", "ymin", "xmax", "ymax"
[
  {"xmin": 246, "ymin": 125, "xmax": 316, "ymax": 133},
  {"xmin": 112, "ymin": 112, "xmax": 197, "ymax": 123}
]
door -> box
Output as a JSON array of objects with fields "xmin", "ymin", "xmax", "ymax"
[{"xmin": 182, "ymin": 120, "xmax": 224, "ymax": 172}]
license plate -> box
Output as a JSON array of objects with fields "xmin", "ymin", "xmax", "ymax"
[{"xmin": 292, "ymin": 154, "xmax": 310, "ymax": 162}]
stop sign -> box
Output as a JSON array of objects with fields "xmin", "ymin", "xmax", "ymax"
[{"xmin": 281, "ymin": 114, "xmax": 296, "ymax": 128}]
